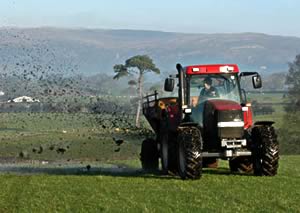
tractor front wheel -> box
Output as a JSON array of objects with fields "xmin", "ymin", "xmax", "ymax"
[
  {"xmin": 140, "ymin": 138, "xmax": 159, "ymax": 171},
  {"xmin": 252, "ymin": 125, "xmax": 279, "ymax": 176},
  {"xmin": 177, "ymin": 126, "xmax": 203, "ymax": 180}
]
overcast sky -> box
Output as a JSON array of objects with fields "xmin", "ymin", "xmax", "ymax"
[{"xmin": 0, "ymin": 0, "xmax": 299, "ymax": 37}]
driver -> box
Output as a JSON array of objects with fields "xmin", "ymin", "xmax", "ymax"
[{"xmin": 200, "ymin": 77, "xmax": 219, "ymax": 99}]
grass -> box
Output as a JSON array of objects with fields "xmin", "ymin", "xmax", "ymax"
[
  {"xmin": 0, "ymin": 92, "xmax": 298, "ymax": 212},
  {"xmin": 0, "ymin": 156, "xmax": 299, "ymax": 212},
  {"xmin": 0, "ymin": 112, "xmax": 146, "ymax": 161},
  {"xmin": 247, "ymin": 92, "xmax": 286, "ymax": 104},
  {"xmin": 248, "ymin": 92, "xmax": 285, "ymax": 127}
]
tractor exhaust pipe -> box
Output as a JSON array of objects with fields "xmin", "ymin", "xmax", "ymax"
[
  {"xmin": 176, "ymin": 63, "xmax": 186, "ymax": 116},
  {"xmin": 176, "ymin": 63, "xmax": 183, "ymax": 72}
]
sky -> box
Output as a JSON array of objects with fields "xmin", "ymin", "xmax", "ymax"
[{"xmin": 0, "ymin": 0, "xmax": 299, "ymax": 37}]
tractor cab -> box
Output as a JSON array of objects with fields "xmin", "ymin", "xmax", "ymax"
[
  {"xmin": 165, "ymin": 64, "xmax": 261, "ymax": 129},
  {"xmin": 188, "ymin": 71, "xmax": 242, "ymax": 127}
]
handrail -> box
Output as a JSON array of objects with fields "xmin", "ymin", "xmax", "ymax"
[{"xmin": 143, "ymin": 90, "xmax": 158, "ymax": 105}]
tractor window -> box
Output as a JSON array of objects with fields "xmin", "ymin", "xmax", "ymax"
[{"xmin": 189, "ymin": 74, "xmax": 241, "ymax": 106}]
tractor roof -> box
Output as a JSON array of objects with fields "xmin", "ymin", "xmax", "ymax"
[{"xmin": 185, "ymin": 64, "xmax": 239, "ymax": 75}]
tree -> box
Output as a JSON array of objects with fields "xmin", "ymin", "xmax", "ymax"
[
  {"xmin": 113, "ymin": 55, "xmax": 160, "ymax": 127},
  {"xmin": 286, "ymin": 54, "xmax": 300, "ymax": 112},
  {"xmin": 280, "ymin": 54, "xmax": 300, "ymax": 154}
]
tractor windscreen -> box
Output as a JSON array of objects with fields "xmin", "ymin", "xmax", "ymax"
[{"xmin": 189, "ymin": 73, "xmax": 241, "ymax": 107}]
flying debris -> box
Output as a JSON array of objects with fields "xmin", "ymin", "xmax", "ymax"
[
  {"xmin": 56, "ymin": 147, "xmax": 67, "ymax": 154},
  {"xmin": 113, "ymin": 138, "xmax": 125, "ymax": 146}
]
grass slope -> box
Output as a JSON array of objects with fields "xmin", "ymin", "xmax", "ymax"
[{"xmin": 0, "ymin": 156, "xmax": 299, "ymax": 212}]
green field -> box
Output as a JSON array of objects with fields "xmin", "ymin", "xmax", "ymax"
[
  {"xmin": 0, "ymin": 92, "xmax": 299, "ymax": 212},
  {"xmin": 248, "ymin": 92, "xmax": 300, "ymax": 154},
  {"xmin": 0, "ymin": 156, "xmax": 299, "ymax": 212},
  {"xmin": 247, "ymin": 92, "xmax": 286, "ymax": 104},
  {"xmin": 0, "ymin": 112, "xmax": 147, "ymax": 162},
  {"xmin": 248, "ymin": 92, "xmax": 286, "ymax": 128}
]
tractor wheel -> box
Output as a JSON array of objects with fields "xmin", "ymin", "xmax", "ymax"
[
  {"xmin": 140, "ymin": 138, "xmax": 159, "ymax": 171},
  {"xmin": 177, "ymin": 126, "xmax": 203, "ymax": 180},
  {"xmin": 160, "ymin": 133, "xmax": 178, "ymax": 175},
  {"xmin": 252, "ymin": 125, "xmax": 279, "ymax": 176},
  {"xmin": 229, "ymin": 157, "xmax": 253, "ymax": 173},
  {"xmin": 167, "ymin": 135, "xmax": 178, "ymax": 174},
  {"xmin": 160, "ymin": 133, "xmax": 169, "ymax": 174}
]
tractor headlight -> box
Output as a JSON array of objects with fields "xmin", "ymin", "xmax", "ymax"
[{"xmin": 183, "ymin": 108, "xmax": 192, "ymax": 114}]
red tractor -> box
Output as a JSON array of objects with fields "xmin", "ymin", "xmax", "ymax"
[{"xmin": 140, "ymin": 63, "xmax": 279, "ymax": 179}]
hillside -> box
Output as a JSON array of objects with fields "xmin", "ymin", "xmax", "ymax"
[{"xmin": 1, "ymin": 28, "xmax": 300, "ymax": 77}]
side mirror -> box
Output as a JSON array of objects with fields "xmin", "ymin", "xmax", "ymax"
[
  {"xmin": 252, "ymin": 75, "xmax": 262, "ymax": 89},
  {"xmin": 164, "ymin": 78, "xmax": 174, "ymax": 92}
]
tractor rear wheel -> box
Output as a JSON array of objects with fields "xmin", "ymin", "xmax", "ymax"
[
  {"xmin": 160, "ymin": 133, "xmax": 169, "ymax": 174},
  {"xmin": 167, "ymin": 135, "xmax": 178, "ymax": 174},
  {"xmin": 140, "ymin": 138, "xmax": 159, "ymax": 170},
  {"xmin": 229, "ymin": 157, "xmax": 253, "ymax": 173},
  {"xmin": 252, "ymin": 125, "xmax": 279, "ymax": 176},
  {"xmin": 177, "ymin": 126, "xmax": 203, "ymax": 180}
]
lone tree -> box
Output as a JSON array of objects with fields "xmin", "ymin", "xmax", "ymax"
[{"xmin": 113, "ymin": 55, "xmax": 160, "ymax": 127}]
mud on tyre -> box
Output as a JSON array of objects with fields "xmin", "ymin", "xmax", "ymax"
[
  {"xmin": 252, "ymin": 125, "xmax": 279, "ymax": 176},
  {"xmin": 177, "ymin": 126, "xmax": 203, "ymax": 180}
]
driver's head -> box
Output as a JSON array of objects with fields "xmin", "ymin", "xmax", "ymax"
[{"xmin": 203, "ymin": 77, "xmax": 212, "ymax": 88}]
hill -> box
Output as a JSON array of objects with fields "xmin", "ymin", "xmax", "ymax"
[{"xmin": 1, "ymin": 28, "xmax": 300, "ymax": 77}]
